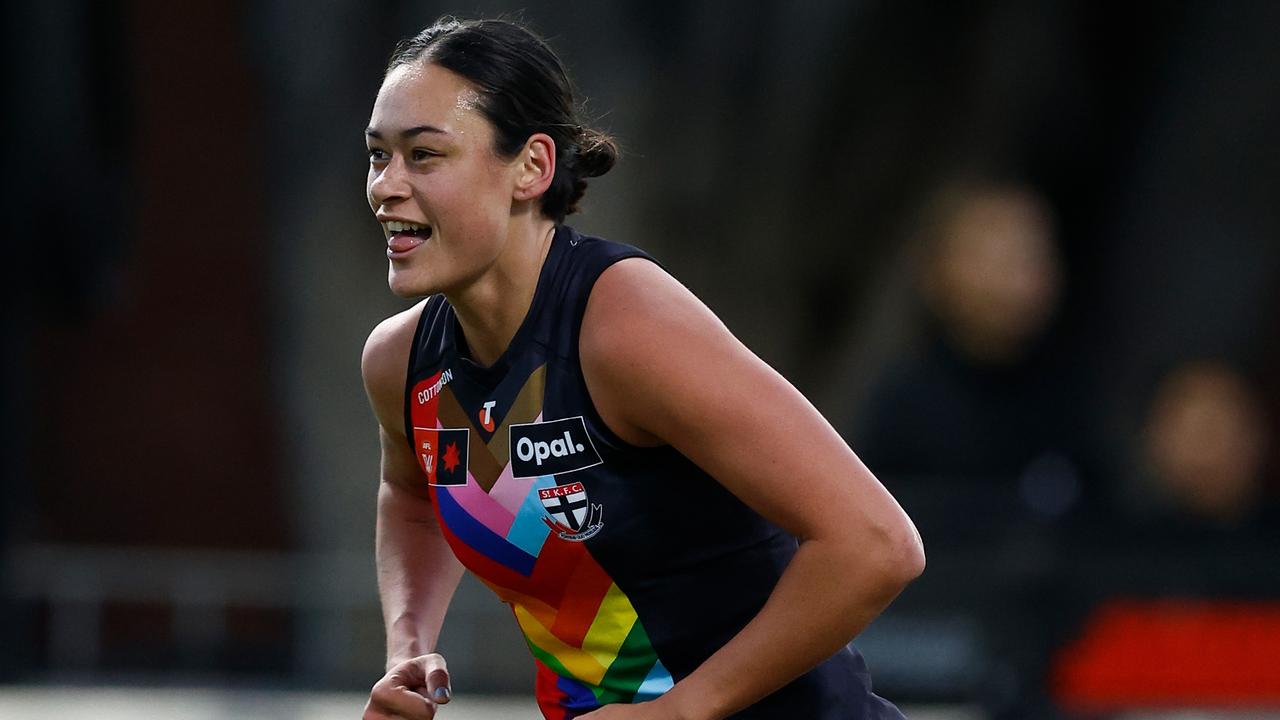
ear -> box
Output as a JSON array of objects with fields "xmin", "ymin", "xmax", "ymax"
[{"xmin": 512, "ymin": 133, "xmax": 556, "ymax": 203}]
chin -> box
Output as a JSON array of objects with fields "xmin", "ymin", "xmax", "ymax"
[{"xmin": 387, "ymin": 268, "xmax": 436, "ymax": 298}]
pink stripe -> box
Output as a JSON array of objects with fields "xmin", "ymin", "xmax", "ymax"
[
  {"xmin": 450, "ymin": 473, "xmax": 517, "ymax": 536},
  {"xmin": 488, "ymin": 463, "xmax": 535, "ymax": 515},
  {"xmin": 434, "ymin": 417, "xmax": 517, "ymax": 536},
  {"xmin": 488, "ymin": 412, "xmax": 541, "ymax": 515}
]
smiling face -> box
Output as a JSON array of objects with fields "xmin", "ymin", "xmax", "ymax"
[{"xmin": 366, "ymin": 62, "xmax": 522, "ymax": 297}]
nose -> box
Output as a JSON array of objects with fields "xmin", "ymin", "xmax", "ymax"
[{"xmin": 367, "ymin": 154, "xmax": 410, "ymax": 209}]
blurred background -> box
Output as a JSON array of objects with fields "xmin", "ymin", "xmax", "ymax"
[{"xmin": 3, "ymin": 0, "xmax": 1279, "ymax": 718}]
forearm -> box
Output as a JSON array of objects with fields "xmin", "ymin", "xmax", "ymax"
[
  {"xmin": 660, "ymin": 536, "xmax": 922, "ymax": 720},
  {"xmin": 376, "ymin": 480, "xmax": 465, "ymax": 669}
]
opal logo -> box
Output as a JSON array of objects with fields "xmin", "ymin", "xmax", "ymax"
[
  {"xmin": 509, "ymin": 416, "xmax": 601, "ymax": 478},
  {"xmin": 516, "ymin": 433, "xmax": 584, "ymax": 465}
]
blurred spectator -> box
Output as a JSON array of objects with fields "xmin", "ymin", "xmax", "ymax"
[
  {"xmin": 848, "ymin": 180, "xmax": 1109, "ymax": 719},
  {"xmin": 1052, "ymin": 361, "xmax": 1280, "ymax": 712},
  {"xmin": 1082, "ymin": 359, "xmax": 1280, "ymax": 598},
  {"xmin": 1140, "ymin": 360, "xmax": 1271, "ymax": 527},
  {"xmin": 854, "ymin": 180, "xmax": 1105, "ymax": 525},
  {"xmin": 919, "ymin": 184, "xmax": 1061, "ymax": 368}
]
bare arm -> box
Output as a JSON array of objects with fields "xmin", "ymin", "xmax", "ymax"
[
  {"xmin": 362, "ymin": 305, "xmax": 465, "ymax": 719},
  {"xmin": 373, "ymin": 433, "xmax": 464, "ymax": 668},
  {"xmin": 579, "ymin": 260, "xmax": 925, "ymax": 720}
]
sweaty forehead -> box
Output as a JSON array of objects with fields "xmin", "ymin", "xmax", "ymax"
[{"xmin": 369, "ymin": 62, "xmax": 485, "ymax": 134}]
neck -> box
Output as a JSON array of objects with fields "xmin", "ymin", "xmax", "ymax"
[{"xmin": 448, "ymin": 215, "xmax": 557, "ymax": 368}]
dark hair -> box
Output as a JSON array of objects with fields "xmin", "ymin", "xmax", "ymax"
[{"xmin": 386, "ymin": 17, "xmax": 617, "ymax": 224}]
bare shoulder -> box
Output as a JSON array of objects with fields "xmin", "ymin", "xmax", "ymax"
[
  {"xmin": 580, "ymin": 257, "xmax": 732, "ymax": 361},
  {"xmin": 580, "ymin": 258, "xmax": 746, "ymax": 445},
  {"xmin": 580, "ymin": 260, "xmax": 918, "ymax": 559},
  {"xmin": 362, "ymin": 299, "xmax": 430, "ymax": 433}
]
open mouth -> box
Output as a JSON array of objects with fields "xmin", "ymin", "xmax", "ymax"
[
  {"xmin": 386, "ymin": 220, "xmax": 432, "ymax": 239},
  {"xmin": 385, "ymin": 220, "xmax": 432, "ymax": 256}
]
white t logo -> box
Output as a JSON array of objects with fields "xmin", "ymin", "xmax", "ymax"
[{"xmin": 481, "ymin": 400, "xmax": 497, "ymax": 427}]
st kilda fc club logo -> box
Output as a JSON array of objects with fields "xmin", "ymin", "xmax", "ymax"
[
  {"xmin": 510, "ymin": 416, "xmax": 604, "ymax": 541},
  {"xmin": 539, "ymin": 481, "xmax": 603, "ymax": 541}
]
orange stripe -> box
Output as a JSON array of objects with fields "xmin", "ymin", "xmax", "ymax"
[
  {"xmin": 524, "ymin": 534, "xmax": 592, "ymax": 608},
  {"xmin": 550, "ymin": 552, "xmax": 615, "ymax": 646},
  {"xmin": 482, "ymin": 580, "xmax": 559, "ymax": 633}
]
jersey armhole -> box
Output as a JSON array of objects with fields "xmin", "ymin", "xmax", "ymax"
[
  {"xmin": 401, "ymin": 296, "xmax": 439, "ymax": 458},
  {"xmin": 572, "ymin": 253, "xmax": 668, "ymax": 453}
]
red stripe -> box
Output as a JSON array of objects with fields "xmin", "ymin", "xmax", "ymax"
[
  {"xmin": 438, "ymin": 522, "xmax": 546, "ymax": 598},
  {"xmin": 524, "ymin": 535, "xmax": 598, "ymax": 608},
  {"xmin": 550, "ymin": 555, "xmax": 615, "ymax": 646},
  {"xmin": 535, "ymin": 659, "xmax": 572, "ymax": 720},
  {"xmin": 433, "ymin": 493, "xmax": 612, "ymax": 615}
]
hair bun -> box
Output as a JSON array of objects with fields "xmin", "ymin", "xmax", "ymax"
[{"xmin": 575, "ymin": 127, "xmax": 618, "ymax": 179}]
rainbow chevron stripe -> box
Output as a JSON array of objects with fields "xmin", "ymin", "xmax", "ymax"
[{"xmin": 423, "ymin": 371, "xmax": 673, "ymax": 718}]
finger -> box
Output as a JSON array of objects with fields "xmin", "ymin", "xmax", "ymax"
[
  {"xmin": 374, "ymin": 694, "xmax": 435, "ymax": 720},
  {"xmin": 370, "ymin": 676, "xmax": 437, "ymax": 720},
  {"xmin": 390, "ymin": 653, "xmax": 444, "ymax": 685},
  {"xmin": 365, "ymin": 707, "xmax": 420, "ymax": 720},
  {"xmin": 363, "ymin": 699, "xmax": 415, "ymax": 720},
  {"xmin": 424, "ymin": 666, "xmax": 451, "ymax": 704}
]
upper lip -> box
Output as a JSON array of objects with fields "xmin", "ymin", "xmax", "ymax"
[{"xmin": 376, "ymin": 213, "xmax": 430, "ymax": 229}]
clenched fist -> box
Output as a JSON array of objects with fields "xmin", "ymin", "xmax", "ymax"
[{"xmin": 363, "ymin": 653, "xmax": 452, "ymax": 719}]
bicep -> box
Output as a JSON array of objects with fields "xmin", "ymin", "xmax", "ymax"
[
  {"xmin": 362, "ymin": 305, "xmax": 432, "ymax": 499},
  {"xmin": 379, "ymin": 424, "xmax": 432, "ymax": 500},
  {"xmin": 583, "ymin": 262, "xmax": 906, "ymax": 543}
]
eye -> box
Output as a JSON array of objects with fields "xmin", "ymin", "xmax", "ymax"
[
  {"xmin": 367, "ymin": 147, "xmax": 389, "ymax": 164},
  {"xmin": 412, "ymin": 148, "xmax": 441, "ymax": 162}
]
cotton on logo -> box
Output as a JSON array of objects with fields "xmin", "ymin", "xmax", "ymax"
[{"xmin": 479, "ymin": 400, "xmax": 496, "ymax": 432}]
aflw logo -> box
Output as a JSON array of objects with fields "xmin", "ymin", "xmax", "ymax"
[{"xmin": 509, "ymin": 416, "xmax": 602, "ymax": 478}]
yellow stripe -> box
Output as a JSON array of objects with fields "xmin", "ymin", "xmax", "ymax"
[
  {"xmin": 581, "ymin": 583, "xmax": 639, "ymax": 667},
  {"xmin": 513, "ymin": 604, "xmax": 609, "ymax": 685}
]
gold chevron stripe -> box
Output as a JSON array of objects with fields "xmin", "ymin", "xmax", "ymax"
[
  {"xmin": 436, "ymin": 364, "xmax": 547, "ymax": 492},
  {"xmin": 489, "ymin": 364, "xmax": 546, "ymax": 463}
]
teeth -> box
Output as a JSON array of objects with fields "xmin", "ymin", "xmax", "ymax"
[{"xmin": 386, "ymin": 220, "xmax": 429, "ymax": 233}]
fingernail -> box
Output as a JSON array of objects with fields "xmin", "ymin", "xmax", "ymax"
[{"xmin": 433, "ymin": 687, "xmax": 451, "ymax": 702}]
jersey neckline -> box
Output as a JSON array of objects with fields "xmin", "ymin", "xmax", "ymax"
[{"xmin": 445, "ymin": 225, "xmax": 567, "ymax": 385}]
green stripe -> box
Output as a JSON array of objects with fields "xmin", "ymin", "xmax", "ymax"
[
  {"xmin": 523, "ymin": 618, "xmax": 660, "ymax": 705},
  {"xmin": 524, "ymin": 636, "xmax": 577, "ymax": 681},
  {"xmin": 592, "ymin": 620, "xmax": 659, "ymax": 704}
]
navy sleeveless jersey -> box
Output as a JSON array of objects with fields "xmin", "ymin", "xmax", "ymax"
[{"xmin": 402, "ymin": 225, "xmax": 903, "ymax": 719}]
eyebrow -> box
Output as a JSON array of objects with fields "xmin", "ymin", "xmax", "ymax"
[{"xmin": 365, "ymin": 125, "xmax": 448, "ymax": 140}]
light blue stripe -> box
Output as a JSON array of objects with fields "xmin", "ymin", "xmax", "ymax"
[
  {"xmin": 436, "ymin": 488, "xmax": 536, "ymax": 575},
  {"xmin": 505, "ymin": 475, "xmax": 556, "ymax": 556},
  {"xmin": 633, "ymin": 660, "xmax": 674, "ymax": 701}
]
